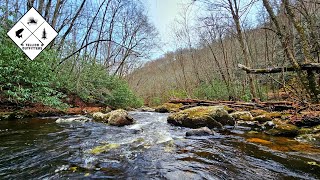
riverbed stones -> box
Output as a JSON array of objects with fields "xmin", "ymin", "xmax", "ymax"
[
  {"xmin": 167, "ymin": 106, "xmax": 235, "ymax": 129},
  {"xmin": 155, "ymin": 103, "xmax": 183, "ymax": 113},
  {"xmin": 186, "ymin": 127, "xmax": 214, "ymax": 136},
  {"xmin": 230, "ymin": 111, "xmax": 253, "ymax": 121}
]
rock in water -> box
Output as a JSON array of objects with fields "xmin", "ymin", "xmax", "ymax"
[
  {"xmin": 56, "ymin": 116, "xmax": 90, "ymax": 123},
  {"xmin": 108, "ymin": 109, "xmax": 134, "ymax": 126},
  {"xmin": 266, "ymin": 119, "xmax": 299, "ymax": 137},
  {"xmin": 230, "ymin": 111, "xmax": 253, "ymax": 121},
  {"xmin": 92, "ymin": 112, "xmax": 109, "ymax": 122},
  {"xmin": 167, "ymin": 106, "xmax": 234, "ymax": 129},
  {"xmin": 155, "ymin": 103, "xmax": 183, "ymax": 113},
  {"xmin": 186, "ymin": 127, "xmax": 214, "ymax": 136}
]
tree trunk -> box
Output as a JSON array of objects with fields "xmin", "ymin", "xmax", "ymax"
[{"xmin": 228, "ymin": 0, "xmax": 257, "ymax": 99}]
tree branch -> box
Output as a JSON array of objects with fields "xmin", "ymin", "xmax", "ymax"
[{"xmin": 238, "ymin": 63, "xmax": 320, "ymax": 74}]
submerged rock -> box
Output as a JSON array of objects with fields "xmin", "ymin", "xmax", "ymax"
[
  {"xmin": 108, "ymin": 109, "xmax": 134, "ymax": 126},
  {"xmin": 247, "ymin": 138, "xmax": 272, "ymax": 145},
  {"xmin": 155, "ymin": 103, "xmax": 183, "ymax": 113},
  {"xmin": 230, "ymin": 111, "xmax": 253, "ymax": 121},
  {"xmin": 167, "ymin": 106, "xmax": 234, "ymax": 129},
  {"xmin": 186, "ymin": 127, "xmax": 214, "ymax": 136},
  {"xmin": 295, "ymin": 133, "xmax": 320, "ymax": 145},
  {"xmin": 236, "ymin": 120, "xmax": 261, "ymax": 130},
  {"xmin": 56, "ymin": 116, "xmax": 90, "ymax": 123},
  {"xmin": 89, "ymin": 143, "xmax": 120, "ymax": 155}
]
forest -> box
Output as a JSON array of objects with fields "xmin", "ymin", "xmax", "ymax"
[
  {"xmin": 0, "ymin": 0, "xmax": 320, "ymax": 179},
  {"xmin": 0, "ymin": 0, "xmax": 319, "ymax": 109}
]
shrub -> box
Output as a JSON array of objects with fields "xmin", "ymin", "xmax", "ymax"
[{"xmin": 0, "ymin": 28, "xmax": 66, "ymax": 109}]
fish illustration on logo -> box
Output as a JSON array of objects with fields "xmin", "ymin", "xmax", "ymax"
[{"xmin": 15, "ymin": 28, "xmax": 24, "ymax": 38}]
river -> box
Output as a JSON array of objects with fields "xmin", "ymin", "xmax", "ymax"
[{"xmin": 0, "ymin": 111, "xmax": 319, "ymax": 179}]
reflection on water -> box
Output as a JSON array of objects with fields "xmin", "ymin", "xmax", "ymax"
[{"xmin": 0, "ymin": 112, "xmax": 319, "ymax": 179}]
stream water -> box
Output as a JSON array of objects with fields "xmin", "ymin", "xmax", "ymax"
[{"xmin": 0, "ymin": 111, "xmax": 319, "ymax": 179}]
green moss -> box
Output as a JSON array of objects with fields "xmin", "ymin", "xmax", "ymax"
[
  {"xmin": 266, "ymin": 122, "xmax": 299, "ymax": 137},
  {"xmin": 89, "ymin": 143, "xmax": 120, "ymax": 155},
  {"xmin": 230, "ymin": 111, "xmax": 253, "ymax": 121},
  {"xmin": 250, "ymin": 109, "xmax": 268, "ymax": 117},
  {"xmin": 155, "ymin": 103, "xmax": 183, "ymax": 113},
  {"xmin": 298, "ymin": 127, "xmax": 313, "ymax": 135},
  {"xmin": 167, "ymin": 106, "xmax": 234, "ymax": 129}
]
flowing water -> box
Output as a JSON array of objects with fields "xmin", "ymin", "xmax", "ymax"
[{"xmin": 0, "ymin": 111, "xmax": 319, "ymax": 179}]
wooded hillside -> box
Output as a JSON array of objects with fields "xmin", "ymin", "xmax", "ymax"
[{"xmin": 128, "ymin": 0, "xmax": 320, "ymax": 106}]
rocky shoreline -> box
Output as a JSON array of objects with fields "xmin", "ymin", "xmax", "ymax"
[
  {"xmin": 1, "ymin": 101, "xmax": 319, "ymax": 147},
  {"xmin": 154, "ymin": 102, "xmax": 320, "ymax": 147}
]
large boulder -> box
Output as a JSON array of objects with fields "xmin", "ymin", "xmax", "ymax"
[
  {"xmin": 230, "ymin": 111, "xmax": 253, "ymax": 121},
  {"xmin": 167, "ymin": 106, "xmax": 234, "ymax": 129},
  {"xmin": 155, "ymin": 103, "xmax": 183, "ymax": 113},
  {"xmin": 186, "ymin": 127, "xmax": 214, "ymax": 136},
  {"xmin": 108, "ymin": 109, "xmax": 134, "ymax": 126}
]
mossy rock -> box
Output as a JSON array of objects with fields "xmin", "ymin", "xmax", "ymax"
[
  {"xmin": 101, "ymin": 107, "xmax": 112, "ymax": 113},
  {"xmin": 167, "ymin": 106, "xmax": 234, "ymax": 129},
  {"xmin": 155, "ymin": 103, "xmax": 183, "ymax": 113},
  {"xmin": 253, "ymin": 112, "xmax": 282, "ymax": 122},
  {"xmin": 298, "ymin": 127, "xmax": 314, "ymax": 135},
  {"xmin": 253, "ymin": 114, "xmax": 272, "ymax": 122},
  {"xmin": 230, "ymin": 111, "xmax": 253, "ymax": 121},
  {"xmin": 223, "ymin": 106, "xmax": 235, "ymax": 113},
  {"xmin": 139, "ymin": 106, "xmax": 155, "ymax": 112},
  {"xmin": 250, "ymin": 109, "xmax": 268, "ymax": 117},
  {"xmin": 108, "ymin": 109, "xmax": 134, "ymax": 126},
  {"xmin": 89, "ymin": 143, "xmax": 120, "ymax": 155},
  {"xmin": 266, "ymin": 120, "xmax": 299, "ymax": 137},
  {"xmin": 92, "ymin": 112, "xmax": 110, "ymax": 122}
]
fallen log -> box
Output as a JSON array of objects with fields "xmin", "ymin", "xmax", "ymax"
[
  {"xmin": 238, "ymin": 63, "xmax": 320, "ymax": 74},
  {"xmin": 169, "ymin": 98, "xmax": 297, "ymax": 111}
]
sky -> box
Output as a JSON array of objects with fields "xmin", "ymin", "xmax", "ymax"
[
  {"xmin": 140, "ymin": 0, "xmax": 189, "ymax": 59},
  {"xmin": 140, "ymin": 0, "xmax": 261, "ymax": 60}
]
